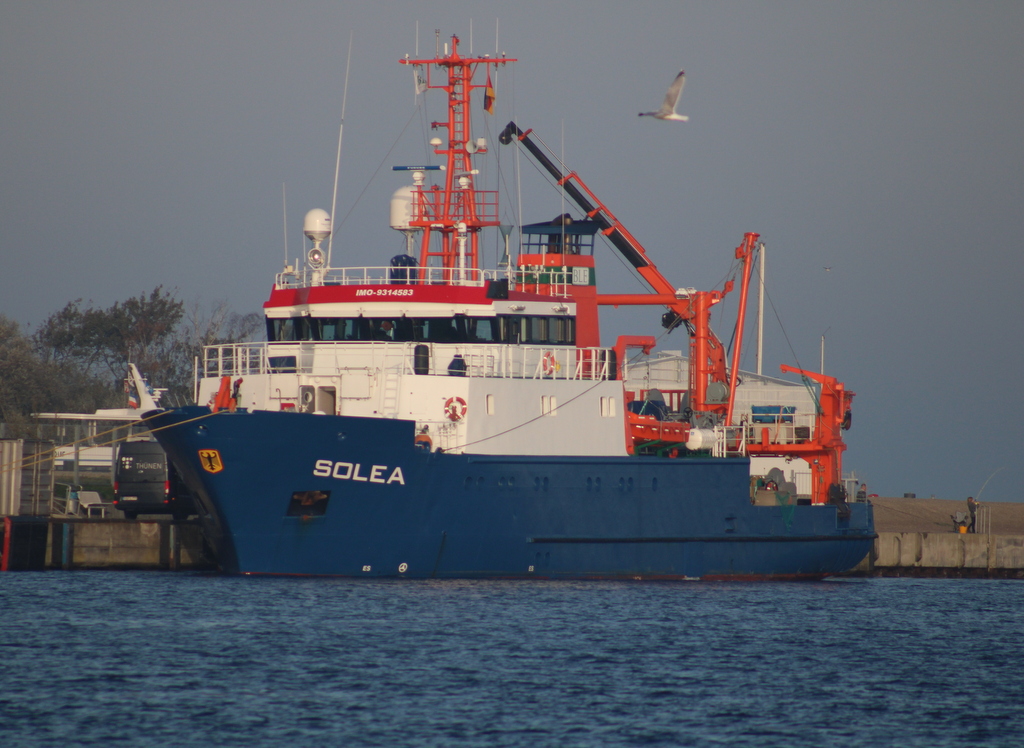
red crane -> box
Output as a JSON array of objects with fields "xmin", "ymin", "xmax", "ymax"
[{"xmin": 500, "ymin": 123, "xmax": 854, "ymax": 505}]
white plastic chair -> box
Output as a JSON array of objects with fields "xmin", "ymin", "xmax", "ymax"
[{"xmin": 77, "ymin": 491, "xmax": 113, "ymax": 518}]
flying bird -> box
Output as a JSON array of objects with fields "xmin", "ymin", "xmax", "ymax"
[{"xmin": 639, "ymin": 70, "xmax": 689, "ymax": 121}]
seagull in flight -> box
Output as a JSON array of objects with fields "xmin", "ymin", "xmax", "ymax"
[{"xmin": 639, "ymin": 70, "xmax": 689, "ymax": 121}]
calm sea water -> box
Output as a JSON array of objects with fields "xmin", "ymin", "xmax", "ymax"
[{"xmin": 1, "ymin": 574, "xmax": 1021, "ymax": 747}]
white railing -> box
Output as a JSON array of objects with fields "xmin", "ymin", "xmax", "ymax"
[
  {"xmin": 274, "ymin": 264, "xmax": 584, "ymax": 299},
  {"xmin": 510, "ymin": 267, "xmax": 574, "ymax": 297},
  {"xmin": 740, "ymin": 413, "xmax": 817, "ymax": 446},
  {"xmin": 721, "ymin": 426, "xmax": 746, "ymax": 458},
  {"xmin": 203, "ymin": 341, "xmax": 614, "ymax": 382},
  {"xmin": 275, "ymin": 266, "xmax": 503, "ymax": 288}
]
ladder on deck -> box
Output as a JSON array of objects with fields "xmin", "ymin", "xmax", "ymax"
[{"xmin": 381, "ymin": 367, "xmax": 402, "ymax": 417}]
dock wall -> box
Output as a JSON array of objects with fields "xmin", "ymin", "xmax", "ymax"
[
  {"xmin": 45, "ymin": 519, "xmax": 216, "ymax": 571},
  {"xmin": 853, "ymin": 532, "xmax": 1024, "ymax": 578},
  {"xmin": 6, "ymin": 520, "xmax": 1024, "ymax": 577}
]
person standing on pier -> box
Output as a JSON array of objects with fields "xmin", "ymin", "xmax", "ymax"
[{"xmin": 967, "ymin": 496, "xmax": 979, "ymax": 533}]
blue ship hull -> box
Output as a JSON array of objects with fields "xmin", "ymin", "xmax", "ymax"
[{"xmin": 148, "ymin": 407, "xmax": 875, "ymax": 579}]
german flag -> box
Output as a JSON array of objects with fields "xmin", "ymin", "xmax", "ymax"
[{"xmin": 483, "ymin": 68, "xmax": 495, "ymax": 115}]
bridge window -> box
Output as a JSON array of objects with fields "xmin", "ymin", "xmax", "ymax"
[{"xmin": 268, "ymin": 314, "xmax": 575, "ymax": 345}]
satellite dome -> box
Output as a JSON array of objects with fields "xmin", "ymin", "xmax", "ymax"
[
  {"xmin": 303, "ymin": 209, "xmax": 332, "ymax": 243},
  {"xmin": 390, "ymin": 186, "xmax": 416, "ymax": 231}
]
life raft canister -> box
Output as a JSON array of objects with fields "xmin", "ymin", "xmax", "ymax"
[{"xmin": 444, "ymin": 396, "xmax": 468, "ymax": 421}]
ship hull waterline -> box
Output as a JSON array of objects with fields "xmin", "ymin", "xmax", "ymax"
[{"xmin": 147, "ymin": 407, "xmax": 875, "ymax": 580}]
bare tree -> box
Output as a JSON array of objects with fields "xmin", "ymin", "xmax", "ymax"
[{"xmin": 26, "ymin": 289, "xmax": 260, "ymax": 413}]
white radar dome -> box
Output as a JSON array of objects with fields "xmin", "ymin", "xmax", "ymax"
[
  {"xmin": 390, "ymin": 186, "xmax": 417, "ymax": 231},
  {"xmin": 303, "ymin": 208, "xmax": 332, "ymax": 243}
]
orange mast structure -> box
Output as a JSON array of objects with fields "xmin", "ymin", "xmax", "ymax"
[{"xmin": 400, "ymin": 36, "xmax": 514, "ymax": 276}]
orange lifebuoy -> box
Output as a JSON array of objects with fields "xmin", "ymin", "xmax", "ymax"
[
  {"xmin": 444, "ymin": 396, "xmax": 467, "ymax": 421},
  {"xmin": 542, "ymin": 351, "xmax": 560, "ymax": 376}
]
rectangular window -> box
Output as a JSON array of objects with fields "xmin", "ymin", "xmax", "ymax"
[
  {"xmin": 541, "ymin": 396, "xmax": 558, "ymax": 416},
  {"xmin": 534, "ymin": 317, "xmax": 549, "ymax": 343},
  {"xmin": 486, "ymin": 394, "xmax": 495, "ymax": 415},
  {"xmin": 271, "ymin": 318, "xmax": 306, "ymax": 341}
]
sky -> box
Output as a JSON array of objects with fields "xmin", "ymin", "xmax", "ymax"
[{"xmin": 2, "ymin": 1, "xmax": 1022, "ymax": 502}]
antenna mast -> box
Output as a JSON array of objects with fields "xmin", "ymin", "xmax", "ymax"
[
  {"xmin": 327, "ymin": 31, "xmax": 354, "ymax": 268},
  {"xmin": 400, "ymin": 35, "xmax": 515, "ymax": 281}
]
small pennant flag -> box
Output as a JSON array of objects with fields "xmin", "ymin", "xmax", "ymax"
[
  {"xmin": 483, "ymin": 68, "xmax": 495, "ymax": 114},
  {"xmin": 125, "ymin": 377, "xmax": 139, "ymax": 408},
  {"xmin": 414, "ymin": 69, "xmax": 427, "ymax": 97}
]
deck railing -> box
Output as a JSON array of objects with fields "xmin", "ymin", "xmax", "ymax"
[
  {"xmin": 739, "ymin": 414, "xmax": 817, "ymax": 446},
  {"xmin": 274, "ymin": 266, "xmax": 504, "ymax": 288},
  {"xmin": 203, "ymin": 341, "xmax": 614, "ymax": 382},
  {"xmin": 273, "ymin": 265, "xmax": 586, "ymax": 298}
]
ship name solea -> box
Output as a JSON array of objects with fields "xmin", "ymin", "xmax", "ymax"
[{"xmin": 313, "ymin": 460, "xmax": 406, "ymax": 485}]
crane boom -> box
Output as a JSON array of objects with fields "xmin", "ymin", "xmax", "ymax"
[
  {"xmin": 500, "ymin": 120, "xmax": 854, "ymax": 506},
  {"xmin": 499, "ymin": 121, "xmax": 757, "ymax": 416}
]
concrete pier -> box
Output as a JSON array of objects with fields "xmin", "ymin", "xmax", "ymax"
[
  {"xmin": 855, "ymin": 532, "xmax": 1024, "ymax": 578},
  {"xmin": 851, "ymin": 497, "xmax": 1024, "ymax": 578},
  {"xmin": 5, "ymin": 496, "xmax": 1023, "ymax": 576},
  {"xmin": 44, "ymin": 519, "xmax": 216, "ymax": 571}
]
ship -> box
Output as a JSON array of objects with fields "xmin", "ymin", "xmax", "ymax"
[{"xmin": 140, "ymin": 35, "xmax": 875, "ymax": 579}]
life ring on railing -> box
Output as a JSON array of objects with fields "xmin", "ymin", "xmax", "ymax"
[
  {"xmin": 542, "ymin": 351, "xmax": 560, "ymax": 376},
  {"xmin": 444, "ymin": 396, "xmax": 468, "ymax": 422}
]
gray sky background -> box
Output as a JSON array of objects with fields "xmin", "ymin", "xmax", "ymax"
[{"xmin": 3, "ymin": 1, "xmax": 1022, "ymax": 502}]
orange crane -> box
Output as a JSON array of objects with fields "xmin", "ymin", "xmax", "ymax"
[
  {"xmin": 499, "ymin": 122, "xmax": 757, "ymax": 418},
  {"xmin": 500, "ymin": 122, "xmax": 854, "ymax": 505}
]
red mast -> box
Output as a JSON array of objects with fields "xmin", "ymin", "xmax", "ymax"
[{"xmin": 400, "ymin": 36, "xmax": 515, "ymax": 278}]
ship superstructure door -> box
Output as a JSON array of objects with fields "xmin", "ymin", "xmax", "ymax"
[
  {"xmin": 317, "ymin": 387, "xmax": 337, "ymax": 415},
  {"xmin": 299, "ymin": 385, "xmax": 338, "ymax": 415}
]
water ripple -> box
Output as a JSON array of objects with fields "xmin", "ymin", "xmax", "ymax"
[{"xmin": 1, "ymin": 575, "xmax": 1022, "ymax": 746}]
